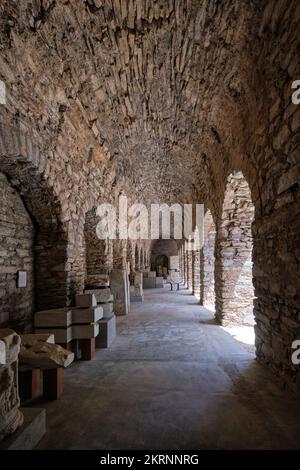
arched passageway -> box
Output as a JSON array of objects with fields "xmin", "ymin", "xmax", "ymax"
[{"xmin": 150, "ymin": 239, "xmax": 178, "ymax": 277}]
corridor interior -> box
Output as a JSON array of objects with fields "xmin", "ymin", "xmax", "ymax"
[
  {"xmin": 0, "ymin": 0, "xmax": 300, "ymax": 452},
  {"xmin": 37, "ymin": 286, "xmax": 300, "ymax": 450}
]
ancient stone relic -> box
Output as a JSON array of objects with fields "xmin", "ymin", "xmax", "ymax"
[
  {"xmin": 19, "ymin": 334, "xmax": 74, "ymax": 369},
  {"xmin": 0, "ymin": 329, "xmax": 24, "ymax": 442}
]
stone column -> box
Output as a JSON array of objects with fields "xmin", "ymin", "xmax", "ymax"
[
  {"xmin": 178, "ymin": 247, "xmax": 182, "ymax": 282},
  {"xmin": 0, "ymin": 329, "xmax": 23, "ymax": 442},
  {"xmin": 133, "ymin": 271, "xmax": 143, "ymax": 297},
  {"xmin": 193, "ymin": 248, "xmax": 200, "ymax": 300},
  {"xmin": 113, "ymin": 239, "xmax": 126, "ymax": 269},
  {"xmin": 183, "ymin": 245, "xmax": 188, "ymax": 286},
  {"xmin": 110, "ymin": 269, "xmax": 130, "ymax": 315},
  {"xmin": 200, "ymin": 210, "xmax": 216, "ymax": 308},
  {"xmin": 215, "ymin": 173, "xmax": 254, "ymax": 326},
  {"xmin": 187, "ymin": 246, "xmax": 193, "ymax": 290}
]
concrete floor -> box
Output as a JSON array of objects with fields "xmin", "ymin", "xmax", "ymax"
[{"xmin": 36, "ymin": 287, "xmax": 300, "ymax": 450}]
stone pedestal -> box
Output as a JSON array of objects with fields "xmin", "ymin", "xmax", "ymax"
[
  {"xmin": 130, "ymin": 294, "xmax": 144, "ymax": 302},
  {"xmin": 131, "ymin": 271, "xmax": 144, "ymax": 301},
  {"xmin": 101, "ymin": 302, "xmax": 114, "ymax": 318},
  {"xmin": 134, "ymin": 271, "xmax": 143, "ymax": 295},
  {"xmin": 96, "ymin": 315, "xmax": 116, "ymax": 348},
  {"xmin": 0, "ymin": 408, "xmax": 45, "ymax": 450},
  {"xmin": 143, "ymin": 277, "xmax": 156, "ymax": 288},
  {"xmin": 110, "ymin": 269, "xmax": 129, "ymax": 315},
  {"xmin": 34, "ymin": 306, "xmax": 101, "ymax": 347},
  {"xmin": 0, "ymin": 329, "xmax": 24, "ymax": 442}
]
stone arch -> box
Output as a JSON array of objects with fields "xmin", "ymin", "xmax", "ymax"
[
  {"xmin": 215, "ymin": 171, "xmax": 255, "ymax": 326},
  {"xmin": 0, "ymin": 171, "xmax": 35, "ymax": 328},
  {"xmin": 150, "ymin": 239, "xmax": 178, "ymax": 276},
  {"xmin": 0, "ymin": 123, "xmax": 70, "ymax": 318},
  {"xmin": 200, "ymin": 210, "xmax": 216, "ymax": 309}
]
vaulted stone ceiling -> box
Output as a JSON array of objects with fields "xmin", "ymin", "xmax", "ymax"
[{"xmin": 0, "ymin": 0, "xmax": 278, "ymax": 205}]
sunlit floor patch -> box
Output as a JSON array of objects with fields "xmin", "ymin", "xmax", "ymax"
[{"xmin": 221, "ymin": 325, "xmax": 255, "ymax": 346}]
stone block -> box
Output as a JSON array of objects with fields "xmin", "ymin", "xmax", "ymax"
[
  {"xmin": 21, "ymin": 333, "xmax": 55, "ymax": 345},
  {"xmin": 130, "ymin": 295, "xmax": 144, "ymax": 302},
  {"xmin": 71, "ymin": 306, "xmax": 103, "ymax": 323},
  {"xmin": 134, "ymin": 271, "xmax": 143, "ymax": 287},
  {"xmin": 0, "ymin": 408, "xmax": 46, "ymax": 450},
  {"xmin": 86, "ymin": 274, "xmax": 109, "ymax": 287},
  {"xmin": 75, "ymin": 293, "xmax": 97, "ymax": 308},
  {"xmin": 72, "ymin": 323, "xmax": 99, "ymax": 339},
  {"xmin": 155, "ymin": 276, "xmax": 164, "ymax": 288},
  {"xmin": 0, "ymin": 329, "xmax": 23, "ymax": 442},
  {"xmin": 110, "ymin": 269, "xmax": 129, "ymax": 315},
  {"xmin": 101, "ymin": 302, "xmax": 114, "ymax": 318},
  {"xmin": 143, "ymin": 277, "xmax": 156, "ymax": 288},
  {"xmin": 35, "ymin": 327, "xmax": 72, "ymax": 344},
  {"xmin": 19, "ymin": 335, "xmax": 74, "ymax": 369},
  {"xmin": 85, "ymin": 288, "xmax": 112, "ymax": 303},
  {"xmin": 96, "ymin": 315, "xmax": 116, "ymax": 348},
  {"xmin": 148, "ymin": 271, "xmax": 156, "ymax": 278},
  {"xmin": 34, "ymin": 308, "xmax": 72, "ymax": 328}
]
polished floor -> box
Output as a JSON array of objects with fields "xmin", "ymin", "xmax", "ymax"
[{"xmin": 36, "ymin": 287, "xmax": 300, "ymax": 450}]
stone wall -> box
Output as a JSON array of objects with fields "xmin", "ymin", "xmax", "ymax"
[
  {"xmin": 200, "ymin": 210, "xmax": 216, "ymax": 309},
  {"xmin": 84, "ymin": 208, "xmax": 113, "ymax": 285},
  {"xmin": 0, "ymin": 172, "xmax": 34, "ymax": 328},
  {"xmin": 192, "ymin": 235, "xmax": 200, "ymax": 299},
  {"xmin": 0, "ymin": 0, "xmax": 299, "ymax": 390},
  {"xmin": 215, "ymin": 172, "xmax": 254, "ymax": 326}
]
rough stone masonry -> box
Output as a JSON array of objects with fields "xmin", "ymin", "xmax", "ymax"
[{"xmin": 0, "ymin": 0, "xmax": 299, "ymax": 393}]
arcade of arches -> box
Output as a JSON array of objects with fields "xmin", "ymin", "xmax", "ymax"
[{"xmin": 0, "ymin": 0, "xmax": 300, "ymax": 450}]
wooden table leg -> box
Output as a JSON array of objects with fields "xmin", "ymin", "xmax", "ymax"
[
  {"xmin": 80, "ymin": 338, "xmax": 96, "ymax": 360},
  {"xmin": 43, "ymin": 368, "xmax": 63, "ymax": 400},
  {"xmin": 19, "ymin": 368, "xmax": 41, "ymax": 400}
]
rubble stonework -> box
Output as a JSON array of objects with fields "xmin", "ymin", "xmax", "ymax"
[
  {"xmin": 200, "ymin": 210, "xmax": 216, "ymax": 308},
  {"xmin": 215, "ymin": 172, "xmax": 255, "ymax": 326},
  {"xmin": 0, "ymin": 0, "xmax": 299, "ymax": 391},
  {"xmin": 0, "ymin": 172, "xmax": 35, "ymax": 327}
]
